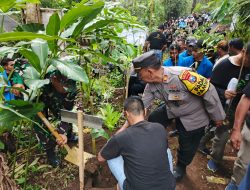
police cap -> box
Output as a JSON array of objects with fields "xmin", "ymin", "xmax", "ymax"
[{"xmin": 132, "ymin": 51, "xmax": 159, "ymax": 70}]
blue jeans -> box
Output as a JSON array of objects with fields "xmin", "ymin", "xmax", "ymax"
[{"xmin": 107, "ymin": 148, "xmax": 173, "ymax": 190}]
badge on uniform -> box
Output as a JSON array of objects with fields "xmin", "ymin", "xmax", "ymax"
[
  {"xmin": 168, "ymin": 93, "xmax": 183, "ymax": 100},
  {"xmin": 179, "ymin": 70, "xmax": 210, "ymax": 96}
]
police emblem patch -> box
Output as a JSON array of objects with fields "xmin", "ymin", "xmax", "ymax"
[
  {"xmin": 189, "ymin": 76, "xmax": 197, "ymax": 83},
  {"xmin": 179, "ymin": 70, "xmax": 210, "ymax": 96}
]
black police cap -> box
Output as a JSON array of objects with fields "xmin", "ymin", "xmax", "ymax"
[{"xmin": 132, "ymin": 51, "xmax": 159, "ymax": 70}]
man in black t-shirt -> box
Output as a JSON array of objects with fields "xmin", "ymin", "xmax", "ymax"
[
  {"xmin": 207, "ymin": 42, "xmax": 250, "ymax": 173},
  {"xmin": 143, "ymin": 24, "xmax": 167, "ymax": 61},
  {"xmin": 229, "ymin": 38, "xmax": 244, "ymax": 56},
  {"xmin": 98, "ymin": 96, "xmax": 175, "ymax": 190},
  {"xmin": 225, "ymin": 80, "xmax": 250, "ymax": 190},
  {"xmin": 210, "ymin": 58, "xmax": 250, "ymax": 108}
]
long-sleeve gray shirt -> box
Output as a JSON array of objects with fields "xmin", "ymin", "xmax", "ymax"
[{"xmin": 142, "ymin": 66, "xmax": 226, "ymax": 131}]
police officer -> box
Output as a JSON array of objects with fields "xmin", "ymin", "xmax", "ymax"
[{"xmin": 118, "ymin": 51, "xmax": 225, "ymax": 181}]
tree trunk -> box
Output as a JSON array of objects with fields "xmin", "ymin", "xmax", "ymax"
[
  {"xmin": 191, "ymin": 0, "xmax": 197, "ymax": 13},
  {"xmin": 149, "ymin": 0, "xmax": 154, "ymax": 31},
  {"xmin": 25, "ymin": 3, "xmax": 41, "ymax": 24}
]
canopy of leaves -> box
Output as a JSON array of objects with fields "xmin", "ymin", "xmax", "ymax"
[
  {"xmin": 0, "ymin": 0, "xmax": 142, "ymax": 137},
  {"xmin": 194, "ymin": 0, "xmax": 250, "ymax": 41},
  {"xmin": 119, "ymin": 0, "xmax": 192, "ymax": 31},
  {"xmin": 0, "ymin": 0, "xmax": 40, "ymax": 12}
]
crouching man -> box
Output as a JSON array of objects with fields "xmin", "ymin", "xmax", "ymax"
[{"xmin": 98, "ymin": 96, "xmax": 175, "ymax": 190}]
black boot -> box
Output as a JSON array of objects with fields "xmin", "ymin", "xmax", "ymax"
[
  {"xmin": 173, "ymin": 164, "xmax": 186, "ymax": 181},
  {"xmin": 46, "ymin": 148, "xmax": 61, "ymax": 167}
]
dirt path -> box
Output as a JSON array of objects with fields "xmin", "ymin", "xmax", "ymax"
[{"xmin": 169, "ymin": 136, "xmax": 235, "ymax": 190}]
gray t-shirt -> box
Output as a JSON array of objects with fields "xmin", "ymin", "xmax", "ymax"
[{"xmin": 101, "ymin": 120, "xmax": 175, "ymax": 190}]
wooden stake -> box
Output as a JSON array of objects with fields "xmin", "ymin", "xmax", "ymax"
[{"xmin": 78, "ymin": 111, "xmax": 84, "ymax": 190}]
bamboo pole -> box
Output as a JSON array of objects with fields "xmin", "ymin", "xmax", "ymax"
[{"xmin": 78, "ymin": 111, "xmax": 84, "ymax": 190}]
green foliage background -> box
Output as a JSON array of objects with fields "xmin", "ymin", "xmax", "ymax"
[
  {"xmin": 39, "ymin": 0, "xmax": 192, "ymax": 31},
  {"xmin": 119, "ymin": 0, "xmax": 192, "ymax": 31},
  {"xmin": 194, "ymin": 0, "xmax": 250, "ymax": 42}
]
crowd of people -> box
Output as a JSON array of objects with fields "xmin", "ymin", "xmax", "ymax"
[{"xmin": 99, "ymin": 14, "xmax": 250, "ymax": 190}]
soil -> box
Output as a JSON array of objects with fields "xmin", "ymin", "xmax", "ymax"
[
  {"xmin": 58, "ymin": 134, "xmax": 117, "ymax": 190},
  {"xmin": 169, "ymin": 134, "xmax": 235, "ymax": 190},
  {"xmin": 22, "ymin": 131, "xmax": 236, "ymax": 190},
  {"xmin": 22, "ymin": 88, "xmax": 236, "ymax": 190},
  {"xmin": 56, "ymin": 132, "xmax": 235, "ymax": 190}
]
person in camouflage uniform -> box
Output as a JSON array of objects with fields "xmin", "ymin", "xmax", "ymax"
[{"xmin": 35, "ymin": 70, "xmax": 78, "ymax": 167}]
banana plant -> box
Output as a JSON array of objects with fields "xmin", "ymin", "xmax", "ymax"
[
  {"xmin": 20, "ymin": 39, "xmax": 88, "ymax": 99},
  {"xmin": 0, "ymin": 2, "xmax": 144, "ymax": 187},
  {"xmin": 0, "ymin": 0, "xmax": 143, "ymax": 140},
  {"xmin": 0, "ymin": 39, "xmax": 89, "ymax": 136},
  {"xmin": 0, "ymin": 0, "xmax": 101, "ymax": 132}
]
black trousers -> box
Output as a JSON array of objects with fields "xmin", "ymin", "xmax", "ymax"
[{"xmin": 148, "ymin": 104, "xmax": 205, "ymax": 167}]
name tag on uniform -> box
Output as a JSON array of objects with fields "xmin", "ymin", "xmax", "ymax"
[{"xmin": 168, "ymin": 93, "xmax": 183, "ymax": 100}]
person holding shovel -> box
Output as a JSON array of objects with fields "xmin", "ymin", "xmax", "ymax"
[
  {"xmin": 35, "ymin": 70, "xmax": 78, "ymax": 167},
  {"xmin": 118, "ymin": 51, "xmax": 225, "ymax": 181},
  {"xmin": 98, "ymin": 96, "xmax": 175, "ymax": 190}
]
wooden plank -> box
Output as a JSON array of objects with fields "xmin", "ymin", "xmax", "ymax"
[{"xmin": 60, "ymin": 110, "xmax": 103, "ymax": 129}]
